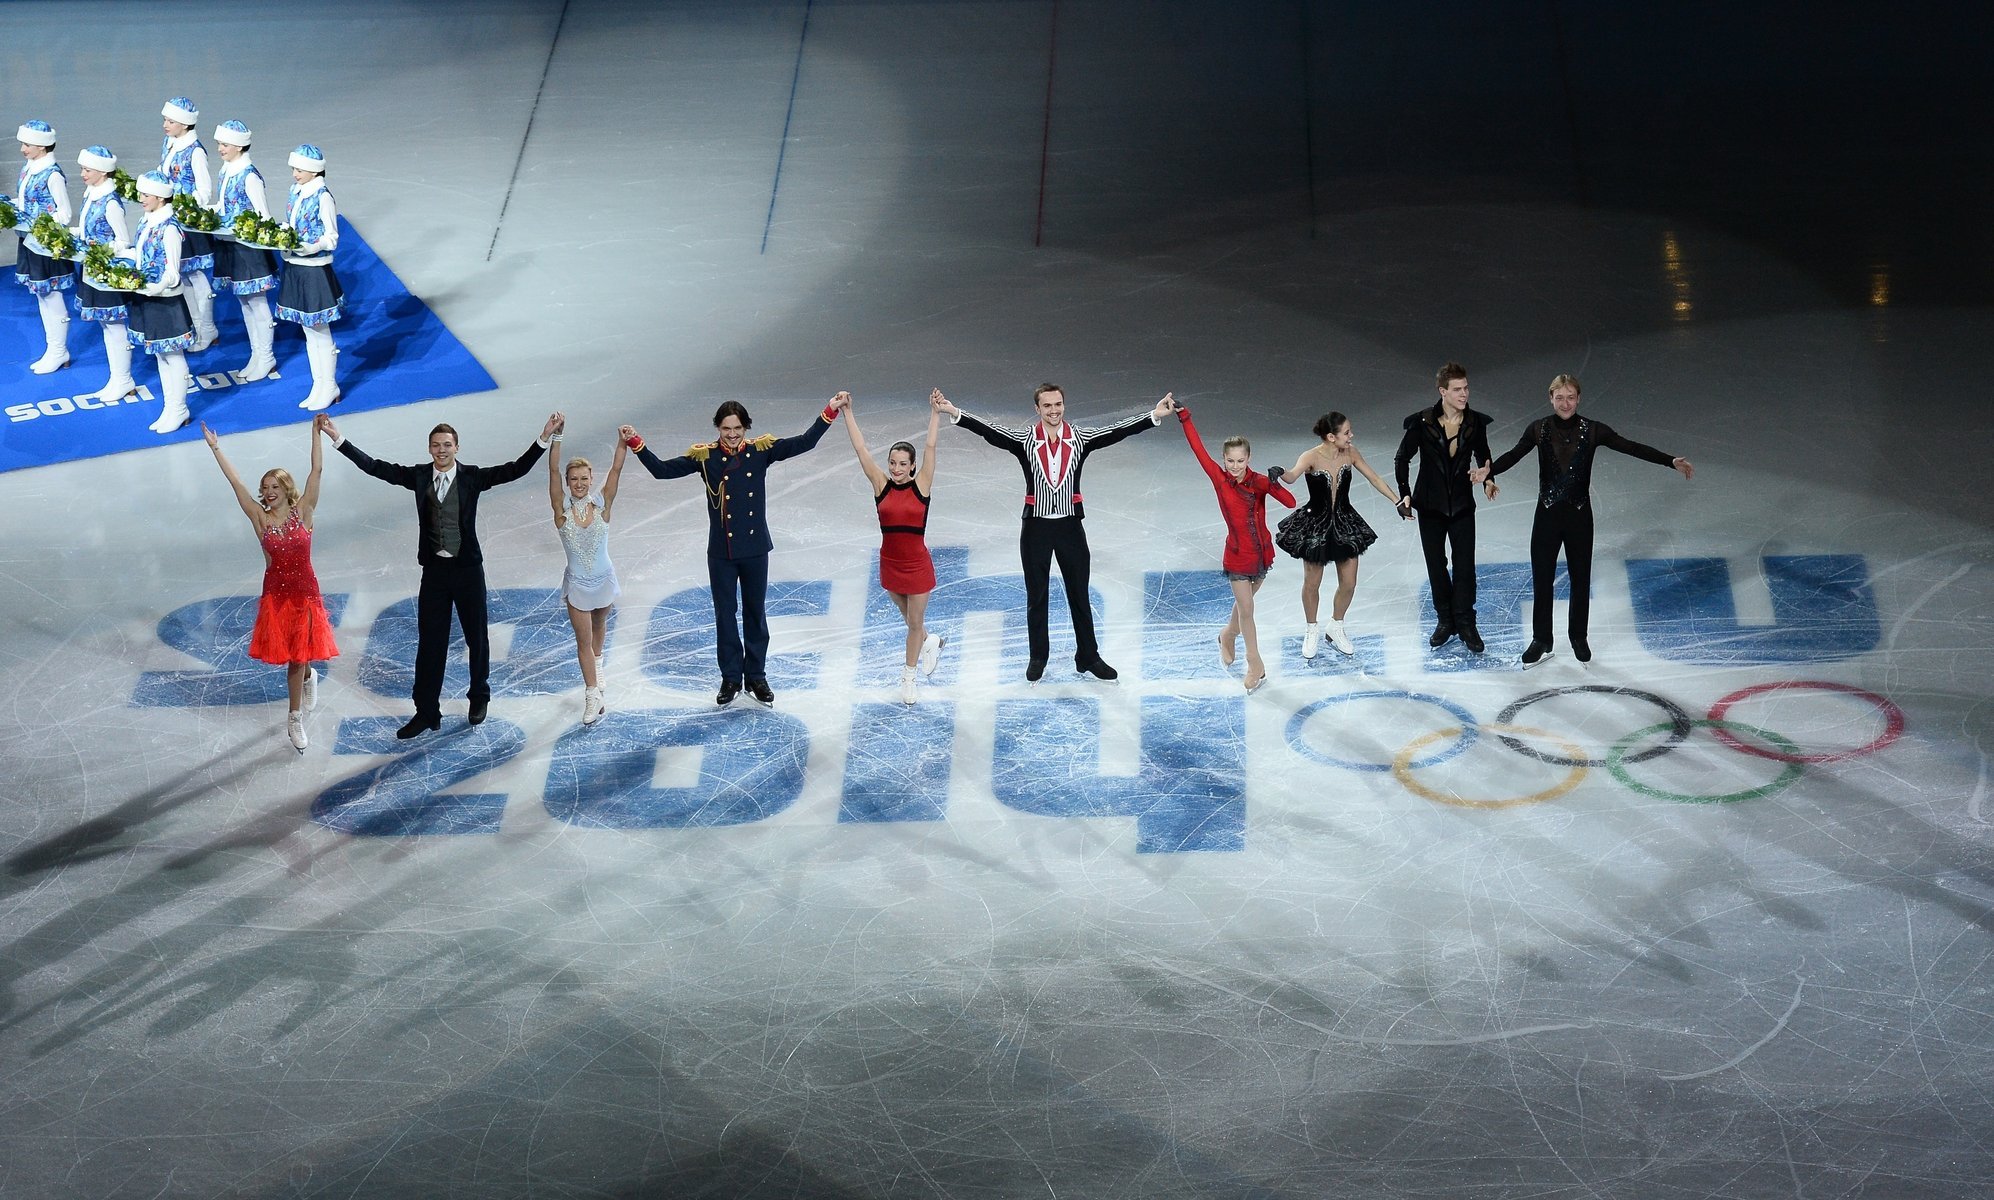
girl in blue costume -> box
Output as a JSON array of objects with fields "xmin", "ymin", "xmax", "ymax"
[
  {"xmin": 158, "ymin": 97, "xmax": 219, "ymax": 350},
  {"xmin": 15, "ymin": 119, "xmax": 73, "ymax": 374},
  {"xmin": 130, "ymin": 171, "xmax": 197, "ymax": 434},
  {"xmin": 209, "ymin": 120, "xmax": 280, "ymax": 381},
  {"xmin": 72, "ymin": 145, "xmax": 137, "ymax": 403},
  {"xmin": 276, "ymin": 144, "xmax": 342, "ymax": 412}
]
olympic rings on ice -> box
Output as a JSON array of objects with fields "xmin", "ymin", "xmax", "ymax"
[
  {"xmin": 1287, "ymin": 677, "xmax": 1905, "ymax": 808},
  {"xmin": 1392, "ymin": 724, "xmax": 1589, "ymax": 809},
  {"xmin": 1286, "ymin": 690, "xmax": 1478, "ymax": 773},
  {"xmin": 1495, "ymin": 685, "xmax": 1694, "ymax": 768},
  {"xmin": 1706, "ymin": 680, "xmax": 1906, "ymax": 765},
  {"xmin": 1607, "ymin": 718, "xmax": 1805, "ymax": 804}
]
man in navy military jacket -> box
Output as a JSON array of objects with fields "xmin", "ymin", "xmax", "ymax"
[
  {"xmin": 320, "ymin": 411, "xmax": 562, "ymax": 737},
  {"xmin": 621, "ymin": 393, "xmax": 847, "ymax": 706}
]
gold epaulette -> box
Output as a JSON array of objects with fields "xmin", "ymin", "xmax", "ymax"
[
  {"xmin": 686, "ymin": 441, "xmax": 716, "ymax": 461},
  {"xmin": 750, "ymin": 433, "xmax": 777, "ymax": 451}
]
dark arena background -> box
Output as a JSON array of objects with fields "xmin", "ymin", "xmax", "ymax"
[{"xmin": 4, "ymin": 2, "xmax": 1993, "ymax": 1197}]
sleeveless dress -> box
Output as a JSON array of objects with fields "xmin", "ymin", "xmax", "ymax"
[
  {"xmin": 876, "ymin": 479, "xmax": 936, "ymax": 594},
  {"xmin": 248, "ymin": 510, "xmax": 340, "ymax": 665},
  {"xmin": 558, "ymin": 494, "xmax": 620, "ymax": 610},
  {"xmin": 1275, "ymin": 466, "xmax": 1378, "ymax": 565}
]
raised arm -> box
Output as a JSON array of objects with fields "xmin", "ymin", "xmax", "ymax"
[
  {"xmin": 763, "ymin": 395, "xmax": 845, "ymax": 463},
  {"xmin": 1595, "ymin": 421, "xmax": 1694, "ymax": 479},
  {"xmin": 480, "ymin": 412, "xmax": 561, "ymax": 488},
  {"xmin": 300, "ymin": 420, "xmax": 325, "ymax": 520},
  {"xmin": 546, "ymin": 433, "xmax": 566, "ymax": 526},
  {"xmin": 321, "ymin": 415, "xmax": 424, "ymax": 490},
  {"xmin": 915, "ymin": 395, "xmax": 942, "ymax": 494},
  {"xmin": 1481, "ymin": 423, "xmax": 1539, "ymax": 481},
  {"xmin": 600, "ymin": 437, "xmax": 629, "ymax": 518},
  {"xmin": 201, "ymin": 423, "xmax": 267, "ymax": 529},
  {"xmin": 1175, "ymin": 407, "xmax": 1225, "ymax": 487},
  {"xmin": 624, "ymin": 423, "xmax": 703, "ymax": 481},
  {"xmin": 1079, "ymin": 393, "xmax": 1173, "ymax": 453},
  {"xmin": 841, "ymin": 397, "xmax": 888, "ymax": 493}
]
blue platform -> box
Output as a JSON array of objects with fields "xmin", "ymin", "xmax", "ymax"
[{"xmin": 0, "ymin": 216, "xmax": 494, "ymax": 472}]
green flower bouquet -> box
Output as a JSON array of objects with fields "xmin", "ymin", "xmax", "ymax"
[
  {"xmin": 82, "ymin": 241, "xmax": 147, "ymax": 291},
  {"xmin": 30, "ymin": 212, "xmax": 78, "ymax": 260},
  {"xmin": 111, "ymin": 169, "xmax": 141, "ymax": 203},
  {"xmin": 171, "ymin": 192, "xmax": 222, "ymax": 233},
  {"xmin": 232, "ymin": 211, "xmax": 300, "ymax": 250}
]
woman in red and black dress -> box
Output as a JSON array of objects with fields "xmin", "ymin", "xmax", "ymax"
[
  {"xmin": 1178, "ymin": 405, "xmax": 1296, "ymax": 692},
  {"xmin": 202, "ymin": 419, "xmax": 340, "ymax": 753},
  {"xmin": 842, "ymin": 390, "xmax": 945, "ymax": 703}
]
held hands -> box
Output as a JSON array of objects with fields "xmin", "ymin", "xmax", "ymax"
[
  {"xmin": 1468, "ymin": 464, "xmax": 1491, "ymax": 484},
  {"xmin": 1151, "ymin": 392, "xmax": 1178, "ymax": 420},
  {"xmin": 828, "ymin": 391, "xmax": 853, "ymax": 413},
  {"xmin": 931, "ymin": 390, "xmax": 960, "ymax": 418},
  {"xmin": 1483, "ymin": 481, "xmax": 1500, "ymax": 501},
  {"xmin": 540, "ymin": 412, "xmax": 566, "ymax": 441},
  {"xmin": 315, "ymin": 414, "xmax": 341, "ymax": 442},
  {"xmin": 1396, "ymin": 495, "xmax": 1414, "ymax": 521},
  {"xmin": 1673, "ymin": 457, "xmax": 1695, "ymax": 480}
]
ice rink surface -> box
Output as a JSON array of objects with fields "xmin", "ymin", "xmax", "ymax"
[{"xmin": 4, "ymin": 2, "xmax": 1994, "ymax": 1196}]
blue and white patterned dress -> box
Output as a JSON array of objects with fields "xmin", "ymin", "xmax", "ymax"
[
  {"xmin": 14, "ymin": 158, "xmax": 74, "ymax": 294},
  {"xmin": 212, "ymin": 160, "xmax": 278, "ymax": 294},
  {"xmin": 275, "ymin": 179, "xmax": 343, "ymax": 326},
  {"xmin": 159, "ymin": 134, "xmax": 214, "ymax": 271},
  {"xmin": 127, "ymin": 215, "xmax": 196, "ymax": 353},
  {"xmin": 74, "ymin": 187, "xmax": 131, "ymax": 324}
]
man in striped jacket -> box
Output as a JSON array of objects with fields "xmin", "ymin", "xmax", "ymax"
[{"xmin": 935, "ymin": 384, "xmax": 1176, "ymax": 682}]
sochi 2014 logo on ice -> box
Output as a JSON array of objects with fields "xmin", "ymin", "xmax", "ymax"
[{"xmin": 131, "ymin": 547, "xmax": 1896, "ymax": 851}]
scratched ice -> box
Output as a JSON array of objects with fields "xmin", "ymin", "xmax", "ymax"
[{"xmin": 1, "ymin": 2, "xmax": 1991, "ymax": 1198}]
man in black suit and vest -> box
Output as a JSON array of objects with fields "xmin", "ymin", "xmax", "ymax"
[{"xmin": 318, "ymin": 411, "xmax": 562, "ymax": 737}]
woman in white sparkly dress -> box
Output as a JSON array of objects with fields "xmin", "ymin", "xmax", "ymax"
[{"xmin": 548, "ymin": 423, "xmax": 625, "ymax": 725}]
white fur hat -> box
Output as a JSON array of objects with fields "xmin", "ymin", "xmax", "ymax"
[
  {"xmin": 288, "ymin": 143, "xmax": 326, "ymax": 173},
  {"xmin": 214, "ymin": 120, "xmax": 252, "ymax": 147},
  {"xmin": 161, "ymin": 97, "xmax": 199, "ymax": 126},
  {"xmin": 78, "ymin": 145, "xmax": 117, "ymax": 172},
  {"xmin": 17, "ymin": 119, "xmax": 56, "ymax": 147},
  {"xmin": 137, "ymin": 171, "xmax": 174, "ymax": 199}
]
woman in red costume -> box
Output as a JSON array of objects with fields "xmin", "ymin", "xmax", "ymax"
[
  {"xmin": 842, "ymin": 390, "xmax": 945, "ymax": 703},
  {"xmin": 1178, "ymin": 405, "xmax": 1296, "ymax": 691},
  {"xmin": 202, "ymin": 420, "xmax": 340, "ymax": 752}
]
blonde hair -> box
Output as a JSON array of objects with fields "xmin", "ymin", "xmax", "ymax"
[
  {"xmin": 1221, "ymin": 435, "xmax": 1250, "ymax": 456},
  {"xmin": 564, "ymin": 456, "xmax": 594, "ymax": 476},
  {"xmin": 261, "ymin": 468, "xmax": 300, "ymax": 508},
  {"xmin": 1548, "ymin": 374, "xmax": 1582, "ymax": 395}
]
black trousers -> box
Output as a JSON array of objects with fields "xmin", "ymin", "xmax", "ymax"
[
  {"xmin": 414, "ymin": 559, "xmax": 490, "ymax": 717},
  {"xmin": 1529, "ymin": 502, "xmax": 1594, "ymax": 643},
  {"xmin": 1417, "ymin": 508, "xmax": 1478, "ymax": 627},
  {"xmin": 1020, "ymin": 517, "xmax": 1098, "ymax": 665},
  {"xmin": 707, "ymin": 551, "xmax": 771, "ymax": 684}
]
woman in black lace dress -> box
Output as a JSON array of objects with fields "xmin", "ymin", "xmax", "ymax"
[{"xmin": 1273, "ymin": 412, "xmax": 1406, "ymax": 658}]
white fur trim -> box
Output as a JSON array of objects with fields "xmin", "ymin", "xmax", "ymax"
[
  {"xmin": 161, "ymin": 101, "xmax": 199, "ymax": 125},
  {"xmin": 17, "ymin": 123, "xmax": 56, "ymax": 147},
  {"xmin": 288, "ymin": 149, "xmax": 326, "ymax": 172},
  {"xmin": 214, "ymin": 124, "xmax": 252, "ymax": 147},
  {"xmin": 78, "ymin": 148, "xmax": 117, "ymax": 171}
]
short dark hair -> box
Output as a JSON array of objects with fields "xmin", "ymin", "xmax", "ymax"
[
  {"xmin": 1312, "ymin": 412, "xmax": 1348, "ymax": 440},
  {"xmin": 1033, "ymin": 382, "xmax": 1063, "ymax": 402},
  {"xmin": 429, "ymin": 423, "xmax": 459, "ymax": 441},
  {"xmin": 712, "ymin": 400, "xmax": 752, "ymax": 429},
  {"xmin": 1435, "ymin": 363, "xmax": 1468, "ymax": 389}
]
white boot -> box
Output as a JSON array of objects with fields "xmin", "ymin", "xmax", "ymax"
[
  {"xmin": 237, "ymin": 291, "xmax": 277, "ymax": 380},
  {"xmin": 900, "ymin": 666, "xmax": 917, "ymax": 705},
  {"xmin": 302, "ymin": 667, "xmax": 319, "ymax": 712},
  {"xmin": 185, "ymin": 271, "xmax": 218, "ymax": 350},
  {"xmin": 1301, "ymin": 623, "xmax": 1321, "ymax": 660},
  {"xmin": 299, "ymin": 324, "xmax": 340, "ymax": 411},
  {"xmin": 31, "ymin": 293, "xmax": 70, "ymax": 373},
  {"xmin": 148, "ymin": 352, "xmax": 191, "ymax": 434},
  {"xmin": 582, "ymin": 685, "xmax": 605, "ymax": 726},
  {"xmin": 94, "ymin": 323, "xmax": 137, "ymax": 401},
  {"xmin": 287, "ymin": 712, "xmax": 308, "ymax": 753},
  {"xmin": 918, "ymin": 633, "xmax": 944, "ymax": 676},
  {"xmin": 1327, "ymin": 618, "xmax": 1354, "ymax": 655}
]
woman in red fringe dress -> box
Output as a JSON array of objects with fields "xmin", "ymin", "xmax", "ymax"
[{"xmin": 202, "ymin": 419, "xmax": 340, "ymax": 752}]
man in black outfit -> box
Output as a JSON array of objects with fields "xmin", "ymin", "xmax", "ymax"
[
  {"xmin": 1475, "ymin": 374, "xmax": 1693, "ymax": 666},
  {"xmin": 319, "ymin": 411, "xmax": 563, "ymax": 737},
  {"xmin": 1394, "ymin": 363, "xmax": 1498, "ymax": 653}
]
